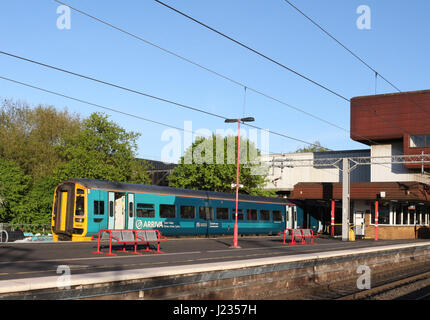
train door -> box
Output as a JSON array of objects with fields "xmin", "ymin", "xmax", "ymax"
[
  {"xmin": 59, "ymin": 191, "xmax": 68, "ymax": 231},
  {"xmin": 127, "ymin": 193, "xmax": 135, "ymax": 229},
  {"xmin": 286, "ymin": 206, "xmax": 293, "ymax": 229},
  {"xmin": 108, "ymin": 192, "xmax": 115, "ymax": 229},
  {"xmin": 53, "ymin": 182, "xmax": 75, "ymax": 239},
  {"xmin": 292, "ymin": 206, "xmax": 298, "ymax": 228}
]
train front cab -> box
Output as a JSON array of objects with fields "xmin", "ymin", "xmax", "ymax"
[{"xmin": 51, "ymin": 182, "xmax": 90, "ymax": 241}]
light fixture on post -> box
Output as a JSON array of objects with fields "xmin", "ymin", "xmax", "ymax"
[{"xmin": 224, "ymin": 117, "xmax": 255, "ymax": 248}]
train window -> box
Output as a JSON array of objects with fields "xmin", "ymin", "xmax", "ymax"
[
  {"xmin": 199, "ymin": 207, "xmax": 213, "ymax": 220},
  {"xmin": 260, "ymin": 210, "xmax": 270, "ymax": 221},
  {"xmin": 180, "ymin": 206, "xmax": 195, "ymax": 219},
  {"xmin": 232, "ymin": 209, "xmax": 244, "ymax": 220},
  {"xmin": 160, "ymin": 204, "xmax": 176, "ymax": 218},
  {"xmin": 129, "ymin": 202, "xmax": 134, "ymax": 218},
  {"xmin": 77, "ymin": 189, "xmax": 85, "ymax": 194},
  {"xmin": 136, "ymin": 203, "xmax": 155, "ymax": 218},
  {"xmin": 247, "ymin": 209, "xmax": 257, "ymax": 221},
  {"xmin": 216, "ymin": 208, "xmax": 229, "ymax": 220},
  {"xmin": 75, "ymin": 196, "xmax": 85, "ymax": 216},
  {"xmin": 94, "ymin": 201, "xmax": 105, "ymax": 215},
  {"xmin": 273, "ymin": 210, "xmax": 282, "ymax": 221},
  {"xmin": 109, "ymin": 201, "xmax": 114, "ymax": 217}
]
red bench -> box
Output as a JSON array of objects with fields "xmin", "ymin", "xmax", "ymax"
[
  {"xmin": 301, "ymin": 229, "xmax": 319, "ymax": 244},
  {"xmin": 92, "ymin": 229, "xmax": 167, "ymax": 256},
  {"xmin": 134, "ymin": 229, "xmax": 167, "ymax": 253}
]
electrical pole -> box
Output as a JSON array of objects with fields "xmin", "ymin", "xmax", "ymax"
[{"xmin": 342, "ymin": 158, "xmax": 350, "ymax": 241}]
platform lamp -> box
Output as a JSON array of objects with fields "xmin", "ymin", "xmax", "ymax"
[{"xmin": 224, "ymin": 117, "xmax": 255, "ymax": 248}]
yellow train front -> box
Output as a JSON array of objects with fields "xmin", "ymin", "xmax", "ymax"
[
  {"xmin": 51, "ymin": 180, "xmax": 90, "ymax": 241},
  {"xmin": 51, "ymin": 179, "xmax": 300, "ymax": 241}
]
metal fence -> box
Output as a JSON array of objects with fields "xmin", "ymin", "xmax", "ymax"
[{"xmin": 0, "ymin": 223, "xmax": 51, "ymax": 234}]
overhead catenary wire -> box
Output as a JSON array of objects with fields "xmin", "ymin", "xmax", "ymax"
[
  {"xmin": 54, "ymin": 0, "xmax": 384, "ymax": 147},
  {"xmin": 0, "ymin": 75, "xmax": 196, "ymax": 136},
  {"xmin": 154, "ymin": 0, "xmax": 350, "ymax": 102},
  {"xmin": 282, "ymin": 0, "xmax": 402, "ymax": 93},
  {"xmin": 0, "ymin": 75, "xmax": 299, "ymax": 158},
  {"xmin": 0, "ymin": 51, "xmax": 326, "ymax": 150},
  {"xmin": 152, "ymin": 0, "xmax": 420, "ymax": 146},
  {"xmin": 282, "ymin": 0, "xmax": 430, "ymax": 120},
  {"xmin": 54, "ymin": 0, "xmax": 351, "ymax": 134}
]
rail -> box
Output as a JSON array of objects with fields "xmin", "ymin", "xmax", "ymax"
[{"xmin": 338, "ymin": 270, "xmax": 430, "ymax": 300}]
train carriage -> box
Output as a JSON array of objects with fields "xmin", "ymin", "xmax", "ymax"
[{"xmin": 51, "ymin": 179, "xmax": 300, "ymax": 241}]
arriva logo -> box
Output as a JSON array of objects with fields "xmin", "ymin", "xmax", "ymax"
[{"xmin": 136, "ymin": 220, "xmax": 163, "ymax": 229}]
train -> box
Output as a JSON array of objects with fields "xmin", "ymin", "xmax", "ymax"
[{"xmin": 51, "ymin": 179, "xmax": 304, "ymax": 241}]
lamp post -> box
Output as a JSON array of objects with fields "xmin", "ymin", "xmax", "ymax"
[{"xmin": 224, "ymin": 117, "xmax": 255, "ymax": 248}]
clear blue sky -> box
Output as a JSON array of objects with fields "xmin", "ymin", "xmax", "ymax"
[{"xmin": 1, "ymin": 0, "xmax": 429, "ymax": 162}]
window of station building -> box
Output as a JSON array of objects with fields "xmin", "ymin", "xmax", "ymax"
[
  {"xmin": 160, "ymin": 204, "xmax": 176, "ymax": 218},
  {"xmin": 136, "ymin": 203, "xmax": 155, "ymax": 218},
  {"xmin": 216, "ymin": 207, "xmax": 229, "ymax": 220},
  {"xmin": 180, "ymin": 205, "xmax": 195, "ymax": 219},
  {"xmin": 410, "ymin": 135, "xmax": 430, "ymax": 148},
  {"xmin": 260, "ymin": 210, "xmax": 270, "ymax": 221},
  {"xmin": 393, "ymin": 204, "xmax": 403, "ymax": 225},
  {"xmin": 247, "ymin": 209, "xmax": 258, "ymax": 221},
  {"xmin": 199, "ymin": 206, "xmax": 213, "ymax": 220},
  {"xmin": 371, "ymin": 202, "xmax": 389, "ymax": 224},
  {"xmin": 273, "ymin": 210, "xmax": 282, "ymax": 222},
  {"xmin": 94, "ymin": 200, "xmax": 105, "ymax": 215}
]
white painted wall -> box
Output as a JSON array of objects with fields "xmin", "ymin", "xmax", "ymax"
[
  {"xmin": 370, "ymin": 142, "xmax": 430, "ymax": 183},
  {"xmin": 261, "ymin": 153, "xmax": 339, "ymax": 190}
]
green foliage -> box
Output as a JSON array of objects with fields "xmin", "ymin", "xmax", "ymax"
[
  {"xmin": 169, "ymin": 134, "xmax": 275, "ymax": 197},
  {"xmin": 0, "ymin": 99, "xmax": 81, "ymax": 179},
  {"xmin": 0, "ymin": 158, "xmax": 30, "ymax": 222},
  {"xmin": 54, "ymin": 113, "xmax": 149, "ymax": 184},
  {"xmin": 0, "ymin": 100, "xmax": 150, "ymax": 231},
  {"xmin": 295, "ymin": 141, "xmax": 329, "ymax": 153}
]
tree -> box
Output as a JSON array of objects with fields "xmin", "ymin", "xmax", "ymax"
[
  {"xmin": 0, "ymin": 100, "xmax": 151, "ymax": 229},
  {"xmin": 168, "ymin": 134, "xmax": 275, "ymax": 196},
  {"xmin": 0, "ymin": 99, "xmax": 81, "ymax": 179},
  {"xmin": 55, "ymin": 112, "xmax": 150, "ymax": 184},
  {"xmin": 0, "ymin": 158, "xmax": 30, "ymax": 223},
  {"xmin": 295, "ymin": 141, "xmax": 329, "ymax": 153}
]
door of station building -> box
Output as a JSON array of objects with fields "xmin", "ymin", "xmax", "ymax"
[{"xmin": 354, "ymin": 211, "xmax": 365, "ymax": 237}]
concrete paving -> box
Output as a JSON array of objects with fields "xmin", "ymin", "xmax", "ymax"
[{"xmin": 0, "ymin": 235, "xmax": 427, "ymax": 282}]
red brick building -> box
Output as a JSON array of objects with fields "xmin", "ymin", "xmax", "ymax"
[{"xmin": 288, "ymin": 90, "xmax": 430, "ymax": 239}]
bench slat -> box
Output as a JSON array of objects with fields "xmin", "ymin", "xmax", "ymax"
[{"xmin": 121, "ymin": 230, "xmax": 135, "ymax": 242}]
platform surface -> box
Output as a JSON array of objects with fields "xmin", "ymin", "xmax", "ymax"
[{"xmin": 1, "ymin": 236, "xmax": 429, "ymax": 285}]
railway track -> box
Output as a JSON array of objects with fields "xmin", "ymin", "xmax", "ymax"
[{"xmin": 337, "ymin": 270, "xmax": 430, "ymax": 300}]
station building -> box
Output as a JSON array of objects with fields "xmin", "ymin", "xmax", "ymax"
[{"xmin": 262, "ymin": 90, "xmax": 430, "ymax": 239}]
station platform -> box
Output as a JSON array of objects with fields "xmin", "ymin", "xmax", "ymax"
[{"xmin": 1, "ymin": 236, "xmax": 430, "ymax": 299}]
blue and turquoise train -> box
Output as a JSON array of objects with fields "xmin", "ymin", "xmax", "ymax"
[{"xmin": 51, "ymin": 179, "xmax": 305, "ymax": 241}]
